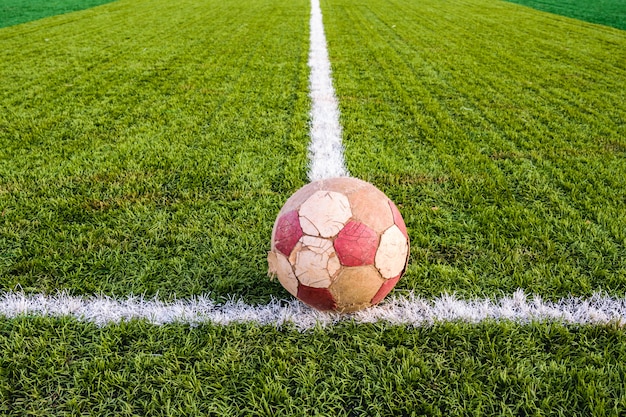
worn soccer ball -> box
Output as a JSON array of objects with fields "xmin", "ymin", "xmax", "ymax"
[{"xmin": 267, "ymin": 177, "xmax": 409, "ymax": 313}]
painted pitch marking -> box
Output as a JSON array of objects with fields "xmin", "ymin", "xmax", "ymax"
[
  {"xmin": 2, "ymin": 290, "xmax": 625, "ymax": 330},
  {"xmin": 307, "ymin": 0, "xmax": 350, "ymax": 181}
]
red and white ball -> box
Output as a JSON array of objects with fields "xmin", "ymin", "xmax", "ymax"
[{"xmin": 267, "ymin": 177, "xmax": 409, "ymax": 313}]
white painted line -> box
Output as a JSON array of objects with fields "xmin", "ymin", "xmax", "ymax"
[
  {"xmin": 307, "ymin": 0, "xmax": 350, "ymax": 181},
  {"xmin": 2, "ymin": 290, "xmax": 625, "ymax": 330}
]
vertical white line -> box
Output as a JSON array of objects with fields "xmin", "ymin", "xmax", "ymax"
[{"xmin": 307, "ymin": 0, "xmax": 350, "ymax": 181}]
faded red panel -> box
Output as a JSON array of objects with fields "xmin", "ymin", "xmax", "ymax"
[
  {"xmin": 388, "ymin": 200, "xmax": 408, "ymax": 240},
  {"xmin": 274, "ymin": 210, "xmax": 303, "ymax": 257},
  {"xmin": 297, "ymin": 284, "xmax": 337, "ymax": 311},
  {"xmin": 334, "ymin": 221, "xmax": 379, "ymax": 267},
  {"xmin": 370, "ymin": 274, "xmax": 401, "ymax": 305}
]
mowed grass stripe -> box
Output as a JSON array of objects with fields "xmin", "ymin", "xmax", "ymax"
[
  {"xmin": 322, "ymin": 0, "xmax": 626, "ymax": 300},
  {"xmin": 0, "ymin": 0, "xmax": 311, "ymax": 301},
  {"xmin": 504, "ymin": 0, "xmax": 626, "ymax": 31},
  {"xmin": 0, "ymin": 0, "xmax": 117, "ymax": 29}
]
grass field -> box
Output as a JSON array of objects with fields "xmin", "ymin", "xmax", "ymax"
[
  {"xmin": 0, "ymin": 0, "xmax": 311, "ymax": 302},
  {"xmin": 505, "ymin": 0, "xmax": 626, "ymax": 30},
  {"xmin": 3, "ymin": 318, "xmax": 626, "ymax": 415},
  {"xmin": 1, "ymin": 0, "xmax": 625, "ymax": 304},
  {"xmin": 1, "ymin": 0, "xmax": 626, "ymax": 414},
  {"xmin": 325, "ymin": 0, "xmax": 626, "ymax": 301}
]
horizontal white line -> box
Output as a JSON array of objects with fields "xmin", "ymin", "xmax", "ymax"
[{"xmin": 1, "ymin": 290, "xmax": 625, "ymax": 330}]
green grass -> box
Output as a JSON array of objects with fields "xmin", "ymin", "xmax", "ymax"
[
  {"xmin": 2, "ymin": 317, "xmax": 626, "ymax": 416},
  {"xmin": 503, "ymin": 0, "xmax": 626, "ymax": 30},
  {"xmin": 324, "ymin": 0, "xmax": 626, "ymax": 301},
  {"xmin": 0, "ymin": 0, "xmax": 117, "ymax": 28},
  {"xmin": 2, "ymin": 0, "xmax": 625, "ymax": 304},
  {"xmin": 2, "ymin": 0, "xmax": 626, "ymax": 414},
  {"xmin": 0, "ymin": 0, "xmax": 311, "ymax": 302}
]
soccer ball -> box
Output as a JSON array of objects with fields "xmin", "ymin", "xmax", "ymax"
[{"xmin": 267, "ymin": 177, "xmax": 409, "ymax": 313}]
